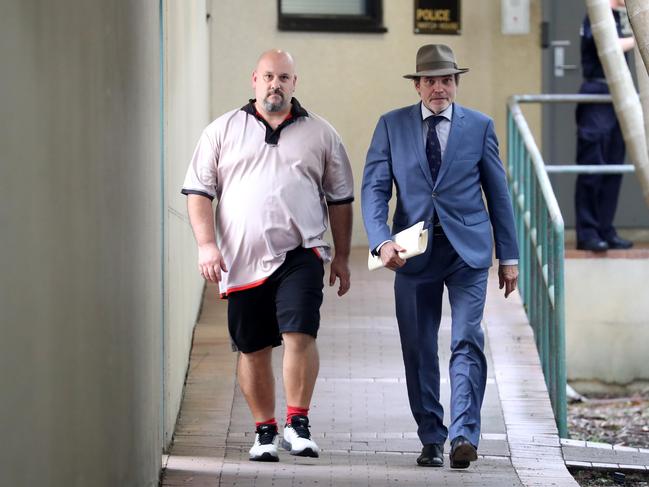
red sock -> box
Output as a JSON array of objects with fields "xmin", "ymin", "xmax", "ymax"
[
  {"xmin": 255, "ymin": 417, "xmax": 277, "ymax": 428},
  {"xmin": 286, "ymin": 405, "xmax": 309, "ymax": 424}
]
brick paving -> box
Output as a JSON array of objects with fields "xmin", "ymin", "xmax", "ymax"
[{"xmin": 162, "ymin": 249, "xmax": 578, "ymax": 486}]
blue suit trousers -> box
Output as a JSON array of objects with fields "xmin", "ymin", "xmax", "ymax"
[{"xmin": 394, "ymin": 234, "xmax": 488, "ymax": 447}]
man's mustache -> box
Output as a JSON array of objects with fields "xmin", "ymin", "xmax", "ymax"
[{"xmin": 267, "ymin": 88, "xmax": 284, "ymax": 97}]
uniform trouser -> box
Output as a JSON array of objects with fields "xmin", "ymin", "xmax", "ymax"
[
  {"xmin": 394, "ymin": 234, "xmax": 488, "ymax": 447},
  {"xmin": 575, "ymin": 91, "xmax": 625, "ymax": 242}
]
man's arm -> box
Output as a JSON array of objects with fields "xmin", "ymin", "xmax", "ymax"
[
  {"xmin": 361, "ymin": 116, "xmax": 408, "ymax": 271},
  {"xmin": 361, "ymin": 117, "xmax": 394, "ymax": 250},
  {"xmin": 479, "ymin": 120, "xmax": 519, "ymax": 257},
  {"xmin": 328, "ymin": 203, "xmax": 352, "ymax": 296},
  {"xmin": 187, "ymin": 194, "xmax": 227, "ymax": 283},
  {"xmin": 498, "ymin": 264, "xmax": 519, "ymax": 298},
  {"xmin": 478, "ymin": 119, "xmax": 520, "ymax": 297},
  {"xmin": 620, "ymin": 36, "xmax": 634, "ymax": 53}
]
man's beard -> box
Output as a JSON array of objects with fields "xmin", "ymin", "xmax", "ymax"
[{"xmin": 262, "ymin": 90, "xmax": 288, "ymax": 112}]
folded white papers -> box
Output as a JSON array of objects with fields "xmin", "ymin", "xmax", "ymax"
[{"xmin": 367, "ymin": 221, "xmax": 429, "ymax": 271}]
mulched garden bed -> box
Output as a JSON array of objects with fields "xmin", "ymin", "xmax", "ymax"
[{"xmin": 567, "ymin": 388, "xmax": 649, "ymax": 486}]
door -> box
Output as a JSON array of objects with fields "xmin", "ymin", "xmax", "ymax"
[{"xmin": 541, "ymin": 0, "xmax": 649, "ymax": 230}]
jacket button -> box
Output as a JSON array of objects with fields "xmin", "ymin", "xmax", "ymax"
[{"xmin": 431, "ymin": 192, "xmax": 438, "ymax": 198}]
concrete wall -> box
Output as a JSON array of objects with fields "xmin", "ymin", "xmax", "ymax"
[
  {"xmin": 566, "ymin": 258, "xmax": 649, "ymax": 387},
  {"xmin": 162, "ymin": 0, "xmax": 211, "ymax": 449},
  {"xmin": 208, "ymin": 0, "xmax": 542, "ymax": 245},
  {"xmin": 0, "ymin": 2, "xmax": 162, "ymax": 486}
]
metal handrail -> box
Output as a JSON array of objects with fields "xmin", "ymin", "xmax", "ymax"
[
  {"xmin": 507, "ymin": 93, "xmax": 639, "ymax": 438},
  {"xmin": 511, "ymin": 94, "xmax": 612, "ymax": 104},
  {"xmin": 545, "ymin": 164, "xmax": 635, "ymax": 174},
  {"xmin": 507, "ymin": 94, "xmax": 568, "ymax": 437}
]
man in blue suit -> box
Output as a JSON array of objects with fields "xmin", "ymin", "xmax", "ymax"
[{"xmin": 361, "ymin": 44, "xmax": 519, "ymax": 469}]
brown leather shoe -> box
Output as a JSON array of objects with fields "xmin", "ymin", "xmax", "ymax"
[
  {"xmin": 416, "ymin": 443, "xmax": 444, "ymax": 467},
  {"xmin": 450, "ymin": 436, "xmax": 477, "ymax": 469}
]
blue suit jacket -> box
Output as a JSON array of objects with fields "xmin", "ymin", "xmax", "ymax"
[{"xmin": 361, "ymin": 102, "xmax": 519, "ymax": 272}]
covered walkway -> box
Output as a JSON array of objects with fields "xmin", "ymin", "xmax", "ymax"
[{"xmin": 161, "ymin": 249, "xmax": 578, "ymax": 486}]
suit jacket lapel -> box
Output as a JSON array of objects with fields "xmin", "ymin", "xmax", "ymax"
[
  {"xmin": 435, "ymin": 103, "xmax": 465, "ymax": 189},
  {"xmin": 408, "ymin": 103, "xmax": 434, "ymax": 189}
]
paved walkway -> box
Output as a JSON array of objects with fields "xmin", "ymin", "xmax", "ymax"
[{"xmin": 162, "ymin": 249, "xmax": 578, "ymax": 486}]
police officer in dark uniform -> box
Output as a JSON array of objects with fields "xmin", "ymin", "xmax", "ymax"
[{"xmin": 575, "ymin": 0, "xmax": 635, "ymax": 251}]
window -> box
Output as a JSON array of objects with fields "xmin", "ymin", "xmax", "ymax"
[{"xmin": 277, "ymin": 0, "xmax": 387, "ymax": 33}]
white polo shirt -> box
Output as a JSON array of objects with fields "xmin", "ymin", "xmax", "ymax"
[{"xmin": 182, "ymin": 99, "xmax": 354, "ymax": 297}]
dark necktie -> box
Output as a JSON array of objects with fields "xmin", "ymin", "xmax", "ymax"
[{"xmin": 425, "ymin": 115, "xmax": 445, "ymax": 184}]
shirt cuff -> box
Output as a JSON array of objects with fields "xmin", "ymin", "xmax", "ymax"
[{"xmin": 500, "ymin": 259, "xmax": 518, "ymax": 266}]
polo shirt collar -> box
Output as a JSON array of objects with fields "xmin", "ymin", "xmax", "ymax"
[{"xmin": 242, "ymin": 97, "xmax": 309, "ymax": 145}]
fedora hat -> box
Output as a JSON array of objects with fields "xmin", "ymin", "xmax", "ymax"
[{"xmin": 403, "ymin": 44, "xmax": 469, "ymax": 79}]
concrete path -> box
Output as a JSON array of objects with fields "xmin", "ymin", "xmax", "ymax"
[{"xmin": 161, "ymin": 249, "xmax": 578, "ymax": 486}]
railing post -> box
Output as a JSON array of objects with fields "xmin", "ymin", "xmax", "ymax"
[{"xmin": 555, "ymin": 227, "xmax": 567, "ymax": 437}]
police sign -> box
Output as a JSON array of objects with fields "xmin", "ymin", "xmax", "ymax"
[{"xmin": 414, "ymin": 0, "xmax": 461, "ymax": 35}]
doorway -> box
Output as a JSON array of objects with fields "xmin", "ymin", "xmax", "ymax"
[{"xmin": 541, "ymin": 0, "xmax": 649, "ymax": 230}]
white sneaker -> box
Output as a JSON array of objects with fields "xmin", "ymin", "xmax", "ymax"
[
  {"xmin": 249, "ymin": 424, "xmax": 280, "ymax": 462},
  {"xmin": 282, "ymin": 415, "xmax": 320, "ymax": 457}
]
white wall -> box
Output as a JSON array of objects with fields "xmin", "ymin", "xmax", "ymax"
[
  {"xmin": 208, "ymin": 0, "xmax": 542, "ymax": 245},
  {"xmin": 566, "ymin": 258, "xmax": 649, "ymax": 386},
  {"xmin": 162, "ymin": 0, "xmax": 211, "ymax": 449},
  {"xmin": 0, "ymin": 2, "xmax": 162, "ymax": 485}
]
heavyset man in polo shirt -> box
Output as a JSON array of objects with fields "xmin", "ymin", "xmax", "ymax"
[{"xmin": 182, "ymin": 49, "xmax": 354, "ymax": 462}]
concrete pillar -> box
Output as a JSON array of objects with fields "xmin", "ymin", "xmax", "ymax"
[{"xmin": 0, "ymin": 1, "xmax": 162, "ymax": 485}]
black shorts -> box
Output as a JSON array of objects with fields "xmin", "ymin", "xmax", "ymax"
[{"xmin": 227, "ymin": 247, "xmax": 324, "ymax": 353}]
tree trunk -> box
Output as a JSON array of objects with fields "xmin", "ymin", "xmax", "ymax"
[
  {"xmin": 627, "ymin": 1, "xmax": 649, "ymax": 157},
  {"xmin": 634, "ymin": 44, "xmax": 649, "ymax": 158},
  {"xmin": 586, "ymin": 0, "xmax": 649, "ymax": 207}
]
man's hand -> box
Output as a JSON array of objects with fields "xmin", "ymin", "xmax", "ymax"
[
  {"xmin": 380, "ymin": 241, "xmax": 406, "ymax": 271},
  {"xmin": 498, "ymin": 264, "xmax": 519, "ymax": 298},
  {"xmin": 329, "ymin": 254, "xmax": 351, "ymax": 296},
  {"xmin": 198, "ymin": 243, "xmax": 228, "ymax": 283}
]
